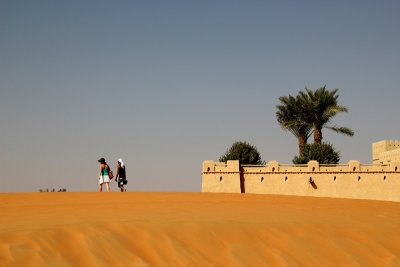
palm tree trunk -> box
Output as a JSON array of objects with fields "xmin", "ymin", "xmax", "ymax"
[
  {"xmin": 314, "ymin": 127, "xmax": 322, "ymax": 144},
  {"xmin": 298, "ymin": 136, "xmax": 306, "ymax": 156}
]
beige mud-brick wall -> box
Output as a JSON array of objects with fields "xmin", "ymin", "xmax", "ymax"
[
  {"xmin": 202, "ymin": 160, "xmax": 400, "ymax": 202},
  {"xmin": 373, "ymin": 140, "xmax": 400, "ymax": 164},
  {"xmin": 379, "ymin": 149, "xmax": 400, "ymax": 164},
  {"xmin": 201, "ymin": 160, "xmax": 241, "ymax": 193}
]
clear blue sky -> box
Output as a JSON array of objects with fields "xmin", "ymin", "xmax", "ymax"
[{"xmin": 1, "ymin": 1, "xmax": 400, "ymax": 192}]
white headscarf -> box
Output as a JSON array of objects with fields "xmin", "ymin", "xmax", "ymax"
[{"xmin": 118, "ymin": 158, "xmax": 124, "ymax": 167}]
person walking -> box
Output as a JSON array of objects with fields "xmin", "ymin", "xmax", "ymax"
[
  {"xmin": 115, "ymin": 158, "xmax": 127, "ymax": 192},
  {"xmin": 98, "ymin": 158, "xmax": 112, "ymax": 192}
]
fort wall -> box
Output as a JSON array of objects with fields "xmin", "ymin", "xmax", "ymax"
[
  {"xmin": 202, "ymin": 160, "xmax": 400, "ymax": 202},
  {"xmin": 202, "ymin": 140, "xmax": 400, "ymax": 202}
]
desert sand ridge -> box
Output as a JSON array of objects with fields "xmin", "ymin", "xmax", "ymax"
[{"xmin": 1, "ymin": 192, "xmax": 400, "ymax": 266}]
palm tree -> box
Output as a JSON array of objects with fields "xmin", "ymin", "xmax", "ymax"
[
  {"xmin": 276, "ymin": 94, "xmax": 313, "ymax": 156},
  {"xmin": 300, "ymin": 86, "xmax": 354, "ymax": 144}
]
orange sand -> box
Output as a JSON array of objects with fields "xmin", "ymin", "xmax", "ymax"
[{"xmin": 0, "ymin": 192, "xmax": 399, "ymax": 266}]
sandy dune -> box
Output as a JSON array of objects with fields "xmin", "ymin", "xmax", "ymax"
[{"xmin": 0, "ymin": 192, "xmax": 399, "ymax": 267}]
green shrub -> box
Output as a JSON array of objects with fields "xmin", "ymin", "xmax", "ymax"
[
  {"xmin": 219, "ymin": 141, "xmax": 264, "ymax": 165},
  {"xmin": 293, "ymin": 143, "xmax": 340, "ymax": 164}
]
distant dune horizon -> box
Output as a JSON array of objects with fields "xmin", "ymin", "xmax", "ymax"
[{"xmin": 1, "ymin": 192, "xmax": 399, "ymax": 266}]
